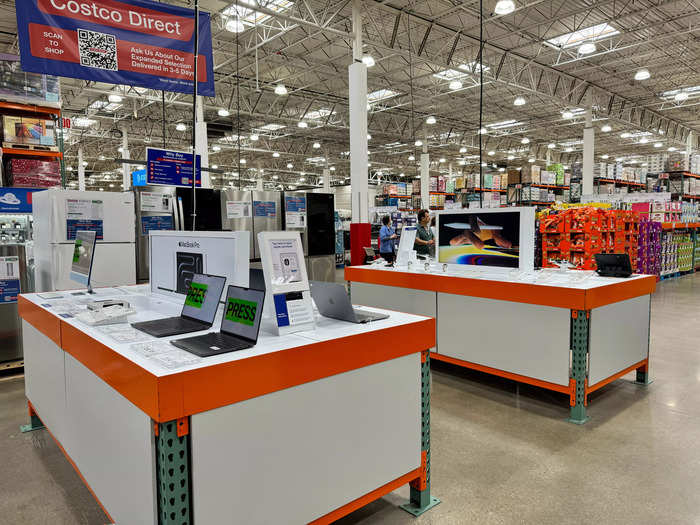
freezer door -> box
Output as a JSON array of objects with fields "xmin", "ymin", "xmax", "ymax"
[
  {"xmin": 48, "ymin": 243, "xmax": 136, "ymax": 292},
  {"xmin": 306, "ymin": 193, "xmax": 335, "ymax": 256},
  {"xmin": 220, "ymin": 189, "xmax": 254, "ymax": 259},
  {"xmin": 175, "ymin": 188, "xmax": 222, "ymax": 231},
  {"xmin": 252, "ymin": 191, "xmax": 282, "ymax": 259}
]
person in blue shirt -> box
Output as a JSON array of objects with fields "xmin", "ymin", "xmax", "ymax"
[{"xmin": 379, "ymin": 215, "xmax": 397, "ymax": 263}]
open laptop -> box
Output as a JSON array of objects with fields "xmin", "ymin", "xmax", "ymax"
[
  {"xmin": 131, "ymin": 273, "xmax": 226, "ymax": 337},
  {"xmin": 171, "ymin": 285, "xmax": 265, "ymax": 357},
  {"xmin": 595, "ymin": 253, "xmax": 633, "ymax": 278},
  {"xmin": 310, "ymin": 281, "xmax": 389, "ymax": 324}
]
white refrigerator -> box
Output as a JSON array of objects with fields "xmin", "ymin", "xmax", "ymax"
[{"xmin": 33, "ymin": 189, "xmax": 136, "ymax": 292}]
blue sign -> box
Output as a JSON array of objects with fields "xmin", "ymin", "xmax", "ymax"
[
  {"xmin": 254, "ymin": 200, "xmax": 276, "ymax": 218},
  {"xmin": 0, "ymin": 279, "xmax": 20, "ymax": 303},
  {"xmin": 147, "ymin": 148, "xmax": 201, "ymax": 187},
  {"xmin": 285, "ymin": 195, "xmax": 306, "ymax": 213},
  {"xmin": 273, "ymin": 294, "xmax": 290, "ymax": 327},
  {"xmin": 67, "ymin": 220, "xmax": 103, "ymax": 240},
  {"xmin": 0, "ymin": 188, "xmax": 44, "ymax": 213},
  {"xmin": 132, "ymin": 169, "xmax": 147, "ymax": 186},
  {"xmin": 15, "ymin": 0, "xmax": 215, "ymax": 97},
  {"xmin": 141, "ymin": 215, "xmax": 173, "ymax": 234}
]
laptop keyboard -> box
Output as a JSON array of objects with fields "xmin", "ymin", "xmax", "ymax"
[{"xmin": 206, "ymin": 333, "xmax": 250, "ymax": 351}]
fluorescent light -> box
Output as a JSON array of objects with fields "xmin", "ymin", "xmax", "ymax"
[
  {"xmin": 546, "ymin": 23, "xmax": 619, "ymax": 49},
  {"xmin": 548, "ymin": 143, "xmax": 556, "ymax": 149},
  {"xmin": 249, "ymin": 134, "xmax": 259, "ymax": 141},
  {"xmin": 330, "ymin": 166, "xmax": 335, "ymax": 171},
  {"xmin": 299, "ymin": 177, "xmax": 305, "ymax": 182},
  {"xmin": 362, "ymin": 55, "xmax": 375, "ymax": 67},
  {"xmin": 654, "ymin": 142, "xmax": 662, "ymax": 148},
  {"xmin": 668, "ymin": 147, "xmax": 677, "ymax": 151},
  {"xmin": 259, "ymin": 123, "xmax": 286, "ymax": 132},
  {"xmin": 566, "ymin": 147, "xmax": 573, "ymax": 152},
  {"xmin": 313, "ymin": 142, "xmax": 321, "ymax": 149},
  {"xmin": 74, "ymin": 117, "xmax": 96, "ymax": 128},
  {"xmin": 562, "ymin": 110, "xmax": 574, "ymax": 119},
  {"xmin": 675, "ymin": 92, "xmax": 689, "ymax": 102},
  {"xmin": 367, "ymin": 134, "xmax": 372, "ymax": 140},
  {"xmin": 108, "ymin": 94, "xmax": 122, "ymax": 103},
  {"xmin": 601, "ymin": 124, "xmax": 612, "ymax": 132},
  {"xmin": 660, "ymin": 86, "xmax": 700, "ymax": 101},
  {"xmin": 620, "ymin": 132, "xmax": 631, "ymax": 138},
  {"xmin": 528, "ymin": 158, "xmax": 535, "ymax": 163},
  {"xmin": 274, "ymin": 84, "xmax": 288, "ymax": 96},
  {"xmin": 218, "ymin": 108, "xmax": 230, "ymax": 117},
  {"xmin": 578, "ymin": 42, "xmax": 596, "ymax": 55},
  {"xmin": 521, "ymin": 137, "xmax": 530, "ymax": 144},
  {"xmin": 449, "ymin": 80, "xmax": 463, "ymax": 91},
  {"xmin": 635, "ymin": 69, "xmax": 650, "ymax": 81},
  {"xmin": 426, "ymin": 116, "xmax": 436, "ymax": 125},
  {"xmin": 439, "ymin": 158, "xmax": 446, "ymax": 163},
  {"xmin": 408, "ymin": 155, "xmax": 415, "ymax": 161},
  {"xmin": 601, "ymin": 154, "xmax": 609, "ymax": 159},
  {"xmin": 639, "ymin": 138, "xmax": 649, "ymax": 144},
  {"xmin": 488, "ymin": 151, "xmax": 495, "ymax": 156},
  {"xmin": 494, "ymin": 0, "xmax": 515, "ymax": 15},
  {"xmin": 513, "ymin": 96, "xmax": 526, "ymax": 106},
  {"xmin": 272, "ymin": 175, "xmax": 279, "ymax": 180},
  {"xmin": 212, "ymin": 145, "xmax": 221, "ymax": 152},
  {"xmin": 287, "ymin": 163, "xmax": 293, "ymax": 169},
  {"xmin": 367, "ymin": 89, "xmax": 399, "ymax": 103},
  {"xmin": 240, "ymin": 159, "xmax": 246, "ymax": 164},
  {"xmin": 272, "ymin": 152, "xmax": 280, "ymax": 157},
  {"xmin": 415, "ymin": 140, "xmax": 423, "ymax": 147},
  {"xmin": 498, "ymin": 167, "xmax": 506, "ymax": 172},
  {"xmin": 297, "ymin": 121, "xmax": 308, "ymax": 128},
  {"xmin": 459, "ymin": 147, "xmax": 467, "ymax": 153},
  {"xmin": 211, "ymin": 164, "xmax": 218, "ymax": 169},
  {"xmin": 507, "ymin": 155, "xmax": 515, "ymax": 160},
  {"xmin": 487, "ymin": 120, "xmax": 522, "ymax": 130},
  {"xmin": 433, "ymin": 69, "xmax": 467, "ymax": 81},
  {"xmin": 175, "ymin": 123, "xmax": 186, "ymax": 131},
  {"xmin": 458, "ymin": 160, "xmax": 466, "ymax": 166}
]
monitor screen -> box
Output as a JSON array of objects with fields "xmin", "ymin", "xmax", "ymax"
[
  {"xmin": 181, "ymin": 273, "xmax": 226, "ymax": 323},
  {"xmin": 70, "ymin": 230, "xmax": 97, "ymax": 286},
  {"xmin": 221, "ymin": 286, "xmax": 265, "ymax": 342},
  {"xmin": 437, "ymin": 211, "xmax": 522, "ymax": 269}
]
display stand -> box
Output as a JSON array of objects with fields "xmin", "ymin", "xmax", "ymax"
[
  {"xmin": 258, "ymin": 230, "xmax": 315, "ymax": 335},
  {"xmin": 395, "ymin": 227, "xmax": 417, "ymax": 267}
]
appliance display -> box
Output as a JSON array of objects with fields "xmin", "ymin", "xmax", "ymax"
[
  {"xmin": 33, "ymin": 189, "xmax": 136, "ymax": 292},
  {"xmin": 0, "ymin": 243, "xmax": 29, "ymax": 362},
  {"xmin": 175, "ymin": 188, "xmax": 222, "ymax": 232},
  {"xmin": 221, "ymin": 190, "xmax": 282, "ymax": 259},
  {"xmin": 436, "ymin": 207, "xmax": 535, "ymax": 271}
]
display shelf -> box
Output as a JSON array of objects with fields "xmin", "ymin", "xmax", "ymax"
[
  {"xmin": 0, "ymin": 101, "xmax": 61, "ymax": 117},
  {"xmin": 664, "ymin": 171, "xmax": 700, "ymax": 180},
  {"xmin": 462, "ymin": 188, "xmax": 506, "ymax": 193},
  {"xmin": 515, "ymin": 183, "xmax": 570, "ymax": 190},
  {"xmin": 429, "ymin": 191, "xmax": 455, "ymax": 195},
  {"xmin": 595, "ymin": 178, "xmax": 646, "ymax": 188},
  {"xmin": 2, "ymin": 147, "xmax": 63, "ymax": 159},
  {"xmin": 662, "ymin": 222, "xmax": 700, "ymax": 230}
]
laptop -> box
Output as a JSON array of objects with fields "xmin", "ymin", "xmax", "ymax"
[
  {"xmin": 310, "ymin": 281, "xmax": 389, "ymax": 324},
  {"xmin": 594, "ymin": 253, "xmax": 633, "ymax": 278},
  {"xmin": 131, "ymin": 273, "xmax": 226, "ymax": 337},
  {"xmin": 249, "ymin": 268, "xmax": 266, "ymax": 291},
  {"xmin": 171, "ymin": 285, "xmax": 265, "ymax": 357}
]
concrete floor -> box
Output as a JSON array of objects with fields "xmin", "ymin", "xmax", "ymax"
[{"xmin": 1, "ymin": 273, "xmax": 698, "ymax": 524}]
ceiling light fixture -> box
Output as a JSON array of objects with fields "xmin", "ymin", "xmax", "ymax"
[
  {"xmin": 634, "ymin": 69, "xmax": 651, "ymax": 81},
  {"xmin": 494, "ymin": 0, "xmax": 515, "ymax": 15},
  {"xmin": 274, "ymin": 84, "xmax": 288, "ymax": 96},
  {"xmin": 287, "ymin": 163, "xmax": 293, "ymax": 169},
  {"xmin": 528, "ymin": 158, "xmax": 535, "ymax": 163},
  {"xmin": 408, "ymin": 155, "xmax": 416, "ymax": 161},
  {"xmin": 211, "ymin": 164, "xmax": 218, "ymax": 170},
  {"xmin": 272, "ymin": 152, "xmax": 280, "ymax": 157},
  {"xmin": 449, "ymin": 80, "xmax": 463, "ymax": 91},
  {"xmin": 548, "ymin": 143, "xmax": 556, "ymax": 149},
  {"xmin": 565, "ymin": 147, "xmax": 574, "ymax": 152},
  {"xmin": 415, "ymin": 140, "xmax": 423, "ymax": 147},
  {"xmin": 175, "ymin": 123, "xmax": 186, "ymax": 131},
  {"xmin": 488, "ymin": 150, "xmax": 495, "ymax": 156},
  {"xmin": 675, "ymin": 91, "xmax": 689, "ymax": 102},
  {"xmin": 218, "ymin": 108, "xmax": 230, "ymax": 117},
  {"xmin": 478, "ymin": 127, "xmax": 487, "ymax": 134},
  {"xmin": 240, "ymin": 159, "xmax": 246, "ymax": 164},
  {"xmin": 601, "ymin": 124, "xmax": 612, "ymax": 132},
  {"xmin": 654, "ymin": 142, "xmax": 662, "ymax": 148},
  {"xmin": 562, "ymin": 110, "xmax": 574, "ymax": 119},
  {"xmin": 507, "ymin": 154, "xmax": 515, "ymax": 160},
  {"xmin": 362, "ymin": 55, "xmax": 375, "ymax": 67},
  {"xmin": 108, "ymin": 94, "xmax": 122, "ymax": 103},
  {"xmin": 439, "ymin": 158, "xmax": 446, "ymax": 163},
  {"xmin": 313, "ymin": 142, "xmax": 321, "ymax": 149},
  {"xmin": 426, "ymin": 116, "xmax": 436, "ymax": 125},
  {"xmin": 668, "ymin": 146, "xmax": 677, "ymax": 151},
  {"xmin": 367, "ymin": 134, "xmax": 372, "ymax": 140},
  {"xmin": 249, "ymin": 134, "xmax": 259, "ymax": 141},
  {"xmin": 639, "ymin": 138, "xmax": 649, "ymax": 144},
  {"xmin": 521, "ymin": 137, "xmax": 530, "ymax": 144},
  {"xmin": 212, "ymin": 145, "xmax": 221, "ymax": 152},
  {"xmin": 578, "ymin": 42, "xmax": 596, "ymax": 55},
  {"xmin": 513, "ymin": 96, "xmax": 527, "ymax": 106},
  {"xmin": 330, "ymin": 166, "xmax": 336, "ymax": 171},
  {"xmin": 459, "ymin": 147, "xmax": 467, "ymax": 153},
  {"xmin": 297, "ymin": 121, "xmax": 308, "ymax": 128},
  {"xmin": 620, "ymin": 132, "xmax": 631, "ymax": 138},
  {"xmin": 601, "ymin": 154, "xmax": 609, "ymax": 159}
]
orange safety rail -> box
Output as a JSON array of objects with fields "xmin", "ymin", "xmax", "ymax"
[
  {"xmin": 0, "ymin": 101, "xmax": 61, "ymax": 116},
  {"xmin": 20, "ymin": 297, "xmax": 435, "ymax": 423},
  {"xmin": 431, "ymin": 353, "xmax": 577, "ymax": 406},
  {"xmin": 345, "ymin": 267, "xmax": 656, "ymax": 310}
]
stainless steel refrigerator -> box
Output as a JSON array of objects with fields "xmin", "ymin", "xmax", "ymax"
[
  {"xmin": 220, "ymin": 190, "xmax": 282, "ymax": 260},
  {"xmin": 0, "ymin": 244, "xmax": 29, "ymax": 363},
  {"xmin": 134, "ymin": 186, "xmax": 177, "ymax": 282}
]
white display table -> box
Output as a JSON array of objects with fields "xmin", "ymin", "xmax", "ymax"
[
  {"xmin": 346, "ymin": 265, "xmax": 657, "ymax": 424},
  {"xmin": 18, "ymin": 285, "xmax": 438, "ymax": 524}
]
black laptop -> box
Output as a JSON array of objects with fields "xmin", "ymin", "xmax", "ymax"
[
  {"xmin": 171, "ymin": 284, "xmax": 265, "ymax": 357},
  {"xmin": 131, "ymin": 273, "xmax": 226, "ymax": 337},
  {"xmin": 595, "ymin": 253, "xmax": 633, "ymax": 278}
]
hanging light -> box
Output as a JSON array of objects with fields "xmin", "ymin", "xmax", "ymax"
[
  {"xmin": 578, "ymin": 42, "xmax": 596, "ymax": 55},
  {"xmin": 548, "ymin": 143, "xmax": 556, "ymax": 149},
  {"xmin": 175, "ymin": 123, "xmax": 186, "ymax": 131},
  {"xmin": 494, "ymin": 0, "xmax": 516, "ymax": 15},
  {"xmin": 562, "ymin": 110, "xmax": 574, "ymax": 119},
  {"xmin": 274, "ymin": 84, "xmax": 288, "ymax": 96},
  {"xmin": 675, "ymin": 91, "xmax": 689, "ymax": 102},
  {"xmin": 449, "ymin": 80, "xmax": 463, "ymax": 91},
  {"xmin": 211, "ymin": 164, "xmax": 218, "ymax": 170},
  {"xmin": 507, "ymin": 154, "xmax": 515, "ymax": 160},
  {"xmin": 218, "ymin": 108, "xmax": 230, "ymax": 117},
  {"xmin": 240, "ymin": 159, "xmax": 247, "ymax": 164},
  {"xmin": 601, "ymin": 124, "xmax": 612, "ymax": 132},
  {"xmin": 654, "ymin": 142, "xmax": 662, "ymax": 148},
  {"xmin": 634, "ymin": 69, "xmax": 651, "ymax": 81},
  {"xmin": 488, "ymin": 150, "xmax": 495, "ymax": 156},
  {"xmin": 225, "ymin": 17, "xmax": 245, "ymax": 33},
  {"xmin": 297, "ymin": 121, "xmax": 308, "ymax": 128},
  {"xmin": 415, "ymin": 140, "xmax": 423, "ymax": 147},
  {"xmin": 249, "ymin": 134, "xmax": 259, "ymax": 141},
  {"xmin": 330, "ymin": 166, "xmax": 336, "ymax": 171},
  {"xmin": 108, "ymin": 94, "xmax": 122, "ymax": 103},
  {"xmin": 459, "ymin": 147, "xmax": 467, "ymax": 153},
  {"xmin": 408, "ymin": 155, "xmax": 416, "ymax": 161},
  {"xmin": 513, "ymin": 96, "xmax": 527, "ymax": 106},
  {"xmin": 287, "ymin": 163, "xmax": 293, "ymax": 169},
  {"xmin": 620, "ymin": 132, "xmax": 631, "ymax": 138},
  {"xmin": 528, "ymin": 158, "xmax": 535, "ymax": 163},
  {"xmin": 601, "ymin": 154, "xmax": 609, "ymax": 159},
  {"xmin": 478, "ymin": 127, "xmax": 487, "ymax": 134},
  {"xmin": 668, "ymin": 146, "xmax": 677, "ymax": 151},
  {"xmin": 521, "ymin": 137, "xmax": 530, "ymax": 144},
  {"xmin": 639, "ymin": 137, "xmax": 649, "ymax": 144},
  {"xmin": 272, "ymin": 152, "xmax": 280, "ymax": 157},
  {"xmin": 566, "ymin": 147, "xmax": 574, "ymax": 152},
  {"xmin": 426, "ymin": 116, "xmax": 437, "ymax": 125},
  {"xmin": 362, "ymin": 55, "xmax": 375, "ymax": 67},
  {"xmin": 313, "ymin": 142, "xmax": 321, "ymax": 149},
  {"xmin": 212, "ymin": 145, "xmax": 221, "ymax": 152},
  {"xmin": 439, "ymin": 158, "xmax": 446, "ymax": 163},
  {"xmin": 367, "ymin": 134, "xmax": 372, "ymax": 140}
]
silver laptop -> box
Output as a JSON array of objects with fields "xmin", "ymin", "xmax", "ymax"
[{"xmin": 310, "ymin": 281, "xmax": 389, "ymax": 324}]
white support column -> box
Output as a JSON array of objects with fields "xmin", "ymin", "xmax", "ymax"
[
  {"xmin": 420, "ymin": 142, "xmax": 429, "ymax": 210},
  {"xmin": 349, "ymin": 0, "xmax": 368, "ymax": 223},
  {"xmin": 323, "ymin": 168, "xmax": 331, "ymax": 192},
  {"xmin": 77, "ymin": 147, "xmax": 85, "ymax": 191},
  {"xmin": 686, "ymin": 131, "xmax": 693, "ymax": 171},
  {"xmin": 582, "ymin": 91, "xmax": 595, "ymax": 195},
  {"xmin": 196, "ymin": 97, "xmax": 210, "ymax": 188},
  {"xmin": 121, "ymin": 128, "xmax": 131, "ymax": 191}
]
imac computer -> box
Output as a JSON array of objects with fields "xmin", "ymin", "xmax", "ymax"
[{"xmin": 70, "ymin": 230, "xmax": 97, "ymax": 293}]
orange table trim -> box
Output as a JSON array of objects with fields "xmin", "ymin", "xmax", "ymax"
[
  {"xmin": 430, "ymin": 352, "xmax": 576, "ymax": 400},
  {"xmin": 586, "ymin": 359, "xmax": 648, "ymax": 395},
  {"xmin": 346, "ymin": 267, "xmax": 656, "ymax": 310},
  {"xmin": 18, "ymin": 295, "xmax": 62, "ymax": 346},
  {"xmin": 28, "ymin": 401, "xmax": 115, "ymax": 524},
  {"xmin": 309, "ymin": 468, "xmax": 421, "ymax": 525}
]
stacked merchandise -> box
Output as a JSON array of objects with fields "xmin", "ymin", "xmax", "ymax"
[
  {"xmin": 681, "ymin": 201, "xmax": 700, "ymax": 223},
  {"xmin": 637, "ymin": 219, "xmax": 661, "ymax": 277},
  {"xmin": 2, "ymin": 115, "xmax": 56, "ymax": 147},
  {"xmin": 3, "ymin": 157, "xmax": 60, "ymax": 187},
  {"xmin": 696, "ymin": 230, "xmax": 700, "ymax": 270},
  {"xmin": 429, "ymin": 193, "xmax": 446, "ymax": 209},
  {"xmin": 0, "ymin": 55, "xmax": 60, "ymax": 104},
  {"xmin": 540, "ymin": 207, "xmax": 639, "ymax": 271},
  {"xmin": 660, "ymin": 231, "xmax": 679, "ymax": 277},
  {"xmin": 666, "ymin": 153, "xmax": 688, "ymax": 172},
  {"xmin": 675, "ymin": 232, "xmax": 694, "ymax": 272},
  {"xmin": 631, "ymin": 201, "xmax": 681, "ymax": 223},
  {"xmin": 691, "ymin": 154, "xmax": 700, "ymax": 175},
  {"xmin": 534, "ymin": 219, "xmax": 542, "ymax": 269},
  {"xmin": 445, "ymin": 178, "xmax": 455, "ymax": 193}
]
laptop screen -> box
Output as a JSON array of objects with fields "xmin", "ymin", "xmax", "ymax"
[
  {"xmin": 221, "ymin": 285, "xmax": 265, "ymax": 342},
  {"xmin": 182, "ymin": 274, "xmax": 226, "ymax": 323}
]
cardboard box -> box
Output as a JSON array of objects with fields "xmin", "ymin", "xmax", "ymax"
[{"xmin": 2, "ymin": 115, "xmax": 55, "ymax": 146}]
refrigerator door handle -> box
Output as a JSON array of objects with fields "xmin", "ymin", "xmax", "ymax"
[{"xmin": 177, "ymin": 197, "xmax": 185, "ymax": 230}]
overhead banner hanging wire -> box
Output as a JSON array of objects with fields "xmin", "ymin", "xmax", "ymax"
[{"xmin": 191, "ymin": 0, "xmax": 199, "ymax": 231}]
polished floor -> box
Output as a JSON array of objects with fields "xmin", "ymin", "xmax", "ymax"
[{"xmin": 1, "ymin": 274, "xmax": 698, "ymax": 524}]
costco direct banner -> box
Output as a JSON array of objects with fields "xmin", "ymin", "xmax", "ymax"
[{"xmin": 15, "ymin": 0, "xmax": 215, "ymax": 96}]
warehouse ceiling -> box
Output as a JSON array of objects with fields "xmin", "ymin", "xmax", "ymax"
[{"xmin": 0, "ymin": 0, "xmax": 699, "ymax": 191}]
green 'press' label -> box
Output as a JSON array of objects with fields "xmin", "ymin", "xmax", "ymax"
[
  {"xmin": 185, "ymin": 282, "xmax": 208, "ymax": 309},
  {"xmin": 72, "ymin": 239, "xmax": 82, "ymax": 263},
  {"xmin": 225, "ymin": 298, "xmax": 257, "ymax": 326}
]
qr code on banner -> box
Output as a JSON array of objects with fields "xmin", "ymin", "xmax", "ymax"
[{"xmin": 77, "ymin": 29, "xmax": 118, "ymax": 71}]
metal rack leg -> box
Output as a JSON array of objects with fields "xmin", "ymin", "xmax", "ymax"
[
  {"xmin": 400, "ymin": 351, "xmax": 440, "ymax": 516},
  {"xmin": 568, "ymin": 311, "xmax": 590, "ymax": 425},
  {"xmin": 155, "ymin": 418, "xmax": 193, "ymax": 525},
  {"xmin": 20, "ymin": 401, "xmax": 45, "ymax": 433}
]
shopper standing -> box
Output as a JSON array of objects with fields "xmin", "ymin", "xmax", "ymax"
[
  {"xmin": 379, "ymin": 215, "xmax": 397, "ymax": 263},
  {"xmin": 415, "ymin": 209, "xmax": 435, "ymax": 257}
]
